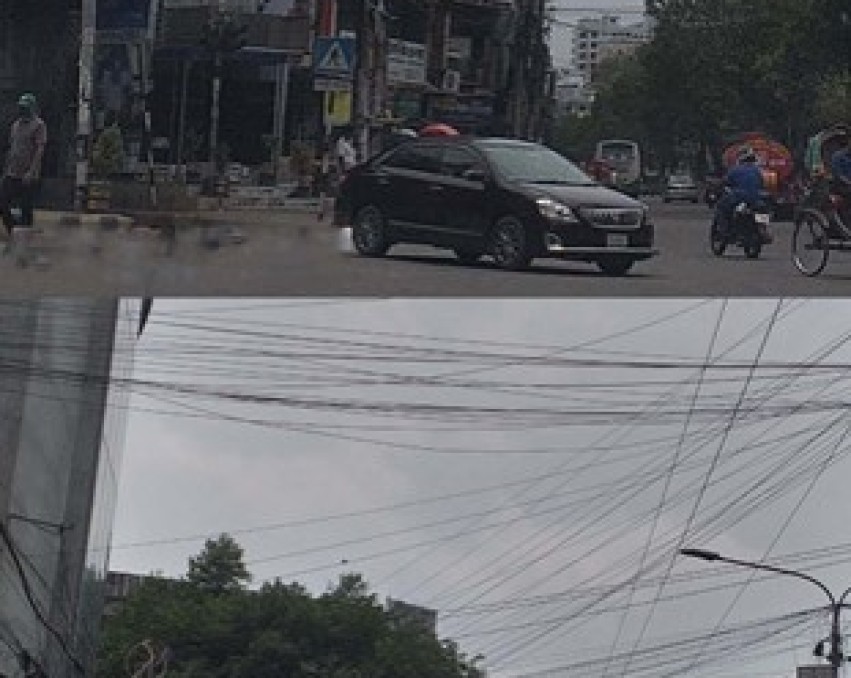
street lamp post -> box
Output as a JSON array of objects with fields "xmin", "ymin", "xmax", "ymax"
[{"xmin": 681, "ymin": 548, "xmax": 851, "ymax": 676}]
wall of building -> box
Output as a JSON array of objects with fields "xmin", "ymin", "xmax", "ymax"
[
  {"xmin": 572, "ymin": 14, "xmax": 653, "ymax": 81},
  {"xmin": 0, "ymin": 300, "xmax": 139, "ymax": 678}
]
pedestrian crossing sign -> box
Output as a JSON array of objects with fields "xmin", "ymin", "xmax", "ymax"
[{"xmin": 313, "ymin": 37, "xmax": 356, "ymax": 78}]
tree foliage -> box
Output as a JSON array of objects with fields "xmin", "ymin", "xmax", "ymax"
[
  {"xmin": 99, "ymin": 539, "xmax": 484, "ymax": 678},
  {"xmin": 553, "ymin": 0, "xmax": 851, "ymax": 172},
  {"xmin": 186, "ymin": 534, "xmax": 251, "ymax": 594}
]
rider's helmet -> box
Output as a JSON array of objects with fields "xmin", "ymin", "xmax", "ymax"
[{"xmin": 738, "ymin": 146, "xmax": 758, "ymax": 164}]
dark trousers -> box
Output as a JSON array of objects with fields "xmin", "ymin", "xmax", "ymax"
[
  {"xmin": 0, "ymin": 176, "xmax": 36, "ymax": 235},
  {"xmin": 714, "ymin": 189, "xmax": 756, "ymax": 236}
]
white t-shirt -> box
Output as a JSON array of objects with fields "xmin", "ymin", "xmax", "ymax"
[{"xmin": 336, "ymin": 137, "xmax": 357, "ymax": 171}]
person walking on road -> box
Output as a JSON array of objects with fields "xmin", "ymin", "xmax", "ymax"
[{"xmin": 0, "ymin": 93, "xmax": 47, "ymax": 239}]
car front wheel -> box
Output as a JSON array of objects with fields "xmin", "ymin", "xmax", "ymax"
[
  {"xmin": 490, "ymin": 216, "xmax": 533, "ymax": 270},
  {"xmin": 352, "ymin": 205, "xmax": 391, "ymax": 256},
  {"xmin": 597, "ymin": 256, "xmax": 634, "ymax": 276}
]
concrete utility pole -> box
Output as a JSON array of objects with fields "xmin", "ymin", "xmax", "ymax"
[
  {"xmin": 202, "ymin": 0, "xmax": 247, "ymax": 179},
  {"xmin": 75, "ymin": 0, "xmax": 98, "ymax": 211},
  {"xmin": 353, "ymin": 0, "xmax": 370, "ymax": 160},
  {"xmin": 681, "ymin": 549, "xmax": 851, "ymax": 677},
  {"xmin": 351, "ymin": 0, "xmax": 388, "ymax": 160}
]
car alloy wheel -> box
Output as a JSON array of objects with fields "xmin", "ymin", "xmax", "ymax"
[
  {"xmin": 597, "ymin": 256, "xmax": 634, "ymax": 276},
  {"xmin": 490, "ymin": 216, "xmax": 532, "ymax": 270},
  {"xmin": 352, "ymin": 205, "xmax": 391, "ymax": 257}
]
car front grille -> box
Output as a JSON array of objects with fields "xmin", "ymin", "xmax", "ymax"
[{"xmin": 580, "ymin": 207, "xmax": 644, "ymax": 230}]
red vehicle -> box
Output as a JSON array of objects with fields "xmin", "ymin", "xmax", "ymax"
[
  {"xmin": 717, "ymin": 132, "xmax": 800, "ymax": 219},
  {"xmin": 583, "ymin": 158, "xmax": 616, "ymax": 186}
]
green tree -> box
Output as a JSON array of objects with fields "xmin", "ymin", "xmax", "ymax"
[
  {"xmin": 99, "ymin": 540, "xmax": 481, "ymax": 678},
  {"xmin": 186, "ymin": 533, "xmax": 251, "ymax": 593},
  {"xmin": 812, "ymin": 71, "xmax": 851, "ymax": 129},
  {"xmin": 557, "ymin": 0, "xmax": 849, "ymax": 172}
]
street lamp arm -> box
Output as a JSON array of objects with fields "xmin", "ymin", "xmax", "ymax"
[
  {"xmin": 718, "ymin": 555, "xmax": 837, "ymax": 607},
  {"xmin": 839, "ymin": 584, "xmax": 851, "ymax": 607},
  {"xmin": 680, "ymin": 548, "xmax": 836, "ymax": 606}
]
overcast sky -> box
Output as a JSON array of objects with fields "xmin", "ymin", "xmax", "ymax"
[{"xmin": 110, "ymin": 299, "xmax": 851, "ymax": 678}]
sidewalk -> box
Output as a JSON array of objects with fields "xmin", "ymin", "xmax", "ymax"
[{"xmin": 33, "ymin": 198, "xmax": 325, "ymax": 233}]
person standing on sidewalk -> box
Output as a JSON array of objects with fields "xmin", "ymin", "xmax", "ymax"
[
  {"xmin": 0, "ymin": 93, "xmax": 47, "ymax": 238},
  {"xmin": 335, "ymin": 127, "xmax": 357, "ymax": 174}
]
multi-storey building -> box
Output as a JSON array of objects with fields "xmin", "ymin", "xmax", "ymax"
[
  {"xmin": 0, "ymin": 300, "xmax": 143, "ymax": 678},
  {"xmin": 573, "ymin": 14, "xmax": 654, "ymax": 82},
  {"xmin": 554, "ymin": 68, "xmax": 594, "ymax": 117},
  {"xmin": 373, "ymin": 0, "xmax": 551, "ymax": 139}
]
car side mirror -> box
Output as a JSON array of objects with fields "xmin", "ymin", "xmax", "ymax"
[{"xmin": 461, "ymin": 168, "xmax": 488, "ymax": 183}]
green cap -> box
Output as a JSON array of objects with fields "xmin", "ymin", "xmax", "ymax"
[{"xmin": 18, "ymin": 93, "xmax": 37, "ymax": 108}]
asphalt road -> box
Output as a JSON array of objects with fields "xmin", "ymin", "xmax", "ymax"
[{"xmin": 2, "ymin": 200, "xmax": 850, "ymax": 296}]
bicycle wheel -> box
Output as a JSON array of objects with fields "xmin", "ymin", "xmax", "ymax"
[{"xmin": 792, "ymin": 211, "xmax": 830, "ymax": 276}]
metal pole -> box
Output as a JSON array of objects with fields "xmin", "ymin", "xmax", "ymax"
[
  {"xmin": 208, "ymin": 0, "xmax": 227, "ymax": 175},
  {"xmin": 272, "ymin": 60, "xmax": 290, "ymax": 185},
  {"xmin": 177, "ymin": 60, "xmax": 190, "ymax": 168},
  {"xmin": 829, "ymin": 602, "xmax": 842, "ymax": 677},
  {"xmin": 75, "ymin": 0, "xmax": 98, "ymax": 211},
  {"xmin": 209, "ymin": 51, "xmax": 222, "ymax": 169}
]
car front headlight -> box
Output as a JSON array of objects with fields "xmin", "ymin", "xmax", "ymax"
[{"xmin": 536, "ymin": 198, "xmax": 579, "ymax": 224}]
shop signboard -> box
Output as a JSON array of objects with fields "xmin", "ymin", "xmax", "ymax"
[{"xmin": 387, "ymin": 39, "xmax": 427, "ymax": 86}]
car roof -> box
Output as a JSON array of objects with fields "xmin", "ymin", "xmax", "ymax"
[{"xmin": 405, "ymin": 136, "xmax": 542, "ymax": 148}]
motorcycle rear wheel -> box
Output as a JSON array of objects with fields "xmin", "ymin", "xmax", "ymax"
[{"xmin": 744, "ymin": 238, "xmax": 761, "ymax": 259}]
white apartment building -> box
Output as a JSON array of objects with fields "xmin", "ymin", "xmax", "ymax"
[{"xmin": 573, "ymin": 14, "xmax": 654, "ymax": 81}]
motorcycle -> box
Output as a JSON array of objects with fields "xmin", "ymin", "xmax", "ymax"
[{"xmin": 710, "ymin": 190, "xmax": 773, "ymax": 259}]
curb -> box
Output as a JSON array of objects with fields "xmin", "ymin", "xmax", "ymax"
[
  {"xmin": 34, "ymin": 211, "xmax": 133, "ymax": 230},
  {"xmin": 33, "ymin": 201, "xmax": 323, "ymax": 230}
]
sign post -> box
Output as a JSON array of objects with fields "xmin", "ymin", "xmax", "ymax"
[{"xmin": 313, "ymin": 36, "xmax": 356, "ymax": 128}]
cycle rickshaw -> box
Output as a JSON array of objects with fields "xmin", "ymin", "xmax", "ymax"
[{"xmin": 792, "ymin": 126, "xmax": 851, "ymax": 276}]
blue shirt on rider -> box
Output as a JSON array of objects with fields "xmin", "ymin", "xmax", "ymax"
[
  {"xmin": 725, "ymin": 163, "xmax": 764, "ymax": 205},
  {"xmin": 832, "ymin": 147, "xmax": 851, "ymax": 183}
]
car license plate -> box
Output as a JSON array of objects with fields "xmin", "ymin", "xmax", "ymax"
[
  {"xmin": 755, "ymin": 212, "xmax": 770, "ymax": 225},
  {"xmin": 607, "ymin": 233, "xmax": 629, "ymax": 247}
]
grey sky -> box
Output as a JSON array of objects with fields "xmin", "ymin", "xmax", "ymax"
[{"xmin": 111, "ymin": 299, "xmax": 851, "ymax": 678}]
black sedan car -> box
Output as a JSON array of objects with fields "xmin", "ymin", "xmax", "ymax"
[{"xmin": 334, "ymin": 137, "xmax": 657, "ymax": 275}]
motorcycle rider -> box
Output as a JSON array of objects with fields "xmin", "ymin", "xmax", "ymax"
[{"xmin": 713, "ymin": 146, "xmax": 765, "ymax": 240}]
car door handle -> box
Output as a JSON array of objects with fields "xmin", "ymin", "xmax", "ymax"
[
  {"xmin": 376, "ymin": 176, "xmax": 390, "ymax": 186},
  {"xmin": 428, "ymin": 184, "xmax": 444, "ymax": 192}
]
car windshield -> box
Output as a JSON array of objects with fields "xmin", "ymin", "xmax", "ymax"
[{"xmin": 479, "ymin": 143, "xmax": 595, "ymax": 185}]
